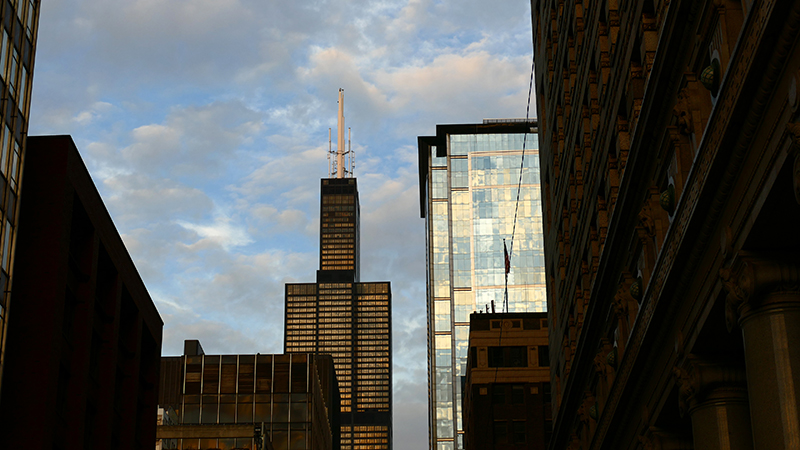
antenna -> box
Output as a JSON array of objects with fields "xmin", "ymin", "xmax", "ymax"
[
  {"xmin": 349, "ymin": 127, "xmax": 354, "ymax": 176},
  {"xmin": 337, "ymin": 88, "xmax": 345, "ymax": 178},
  {"xmin": 327, "ymin": 89, "xmax": 354, "ymax": 178},
  {"xmin": 328, "ymin": 128, "xmax": 332, "ymax": 177}
]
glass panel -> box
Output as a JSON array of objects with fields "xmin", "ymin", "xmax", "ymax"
[
  {"xmin": 434, "ymin": 300, "xmax": 451, "ymax": 332},
  {"xmin": 238, "ymin": 402, "xmax": 253, "ymax": 423},
  {"xmin": 290, "ymin": 401, "xmax": 307, "ymax": 422},
  {"xmin": 1, "ymin": 125, "xmax": 9, "ymax": 177},
  {"xmin": 0, "ymin": 30, "xmax": 8, "ymax": 81},
  {"xmin": 431, "ymin": 170, "xmax": 448, "ymax": 199},
  {"xmin": 273, "ymin": 398, "xmax": 289, "ymax": 422},
  {"xmin": 254, "ymin": 403, "xmax": 270, "ymax": 422},
  {"xmin": 218, "ymin": 403, "xmax": 235, "ymax": 423},
  {"xmin": 290, "ymin": 431, "xmax": 306, "ymax": 450},
  {"xmin": 199, "ymin": 439, "xmax": 217, "ymax": 449},
  {"xmin": 272, "ymin": 431, "xmax": 288, "ymax": 450},
  {"xmin": 182, "ymin": 405, "xmax": 199, "ymax": 424},
  {"xmin": 218, "ymin": 438, "xmax": 236, "ymax": 450},
  {"xmin": 200, "ymin": 402, "xmax": 217, "ymax": 424}
]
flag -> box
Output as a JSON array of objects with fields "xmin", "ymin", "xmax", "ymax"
[{"xmin": 504, "ymin": 240, "xmax": 510, "ymax": 275}]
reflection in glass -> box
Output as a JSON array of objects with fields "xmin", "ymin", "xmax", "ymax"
[{"xmin": 427, "ymin": 130, "xmax": 543, "ymax": 449}]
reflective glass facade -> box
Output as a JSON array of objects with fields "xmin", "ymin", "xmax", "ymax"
[
  {"xmin": 418, "ymin": 121, "xmax": 545, "ymax": 450},
  {"xmin": 0, "ymin": 0, "xmax": 40, "ymax": 394},
  {"xmin": 285, "ymin": 177, "xmax": 392, "ymax": 450},
  {"xmin": 160, "ymin": 352, "xmax": 337, "ymax": 450}
]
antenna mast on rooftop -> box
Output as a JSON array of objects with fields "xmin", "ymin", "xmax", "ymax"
[{"xmin": 328, "ymin": 89, "xmax": 354, "ymax": 178}]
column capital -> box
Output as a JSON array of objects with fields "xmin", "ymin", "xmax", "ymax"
[
  {"xmin": 673, "ymin": 356, "xmax": 748, "ymax": 417},
  {"xmin": 720, "ymin": 253, "xmax": 800, "ymax": 330}
]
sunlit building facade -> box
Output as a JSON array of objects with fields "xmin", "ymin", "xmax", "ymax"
[
  {"xmin": 158, "ymin": 340, "xmax": 339, "ymax": 450},
  {"xmin": 417, "ymin": 120, "xmax": 544, "ymax": 450},
  {"xmin": 0, "ymin": 0, "xmax": 40, "ymax": 395},
  {"xmin": 285, "ymin": 178, "xmax": 392, "ymax": 450}
]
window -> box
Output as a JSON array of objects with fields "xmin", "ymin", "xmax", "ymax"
[
  {"xmin": 512, "ymin": 421, "xmax": 526, "ymax": 443},
  {"xmin": 493, "ymin": 421, "xmax": 508, "ymax": 444},
  {"xmin": 538, "ymin": 345, "xmax": 550, "ymax": 367},
  {"xmin": 488, "ymin": 346, "xmax": 528, "ymax": 367},
  {"xmin": 492, "ymin": 385, "xmax": 505, "ymax": 405},
  {"xmin": 511, "ymin": 385, "xmax": 524, "ymax": 404}
]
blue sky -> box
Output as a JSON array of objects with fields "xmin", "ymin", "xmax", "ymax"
[{"xmin": 29, "ymin": 1, "xmax": 535, "ymax": 448}]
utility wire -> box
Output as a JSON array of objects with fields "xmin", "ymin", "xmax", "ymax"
[{"xmin": 505, "ymin": 54, "xmax": 536, "ymax": 313}]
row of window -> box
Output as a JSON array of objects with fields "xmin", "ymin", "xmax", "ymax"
[
  {"xmin": 320, "ymin": 232, "xmax": 355, "ymax": 239},
  {"xmin": 356, "ymin": 298, "xmax": 389, "ymax": 304},
  {"xmin": 321, "ymin": 248, "xmax": 354, "ymax": 254}
]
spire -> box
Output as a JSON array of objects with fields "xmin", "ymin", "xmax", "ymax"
[
  {"xmin": 328, "ymin": 89, "xmax": 354, "ymax": 178},
  {"xmin": 337, "ymin": 88, "xmax": 345, "ymax": 178}
]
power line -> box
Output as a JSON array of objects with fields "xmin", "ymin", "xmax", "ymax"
[{"xmin": 505, "ymin": 54, "xmax": 536, "ymax": 313}]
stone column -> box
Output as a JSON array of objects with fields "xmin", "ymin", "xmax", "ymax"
[
  {"xmin": 674, "ymin": 357, "xmax": 753, "ymax": 450},
  {"xmin": 721, "ymin": 254, "xmax": 800, "ymax": 449}
]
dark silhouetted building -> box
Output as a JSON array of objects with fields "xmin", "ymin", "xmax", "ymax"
[
  {"xmin": 0, "ymin": 135, "xmax": 163, "ymax": 449},
  {"xmin": 462, "ymin": 312, "xmax": 551, "ymax": 450},
  {"xmin": 159, "ymin": 340, "xmax": 339, "ymax": 450},
  {"xmin": 0, "ymin": 0, "xmax": 42, "ymax": 395},
  {"xmin": 285, "ymin": 177, "xmax": 392, "ymax": 450},
  {"xmin": 533, "ymin": 0, "xmax": 800, "ymax": 448}
]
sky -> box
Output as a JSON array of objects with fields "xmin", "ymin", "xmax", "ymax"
[{"xmin": 29, "ymin": 1, "xmax": 535, "ymax": 448}]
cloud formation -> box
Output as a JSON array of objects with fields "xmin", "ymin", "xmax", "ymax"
[{"xmin": 29, "ymin": 1, "xmax": 534, "ymax": 448}]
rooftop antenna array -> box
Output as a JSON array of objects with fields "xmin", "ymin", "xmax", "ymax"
[{"xmin": 328, "ymin": 88, "xmax": 355, "ymax": 178}]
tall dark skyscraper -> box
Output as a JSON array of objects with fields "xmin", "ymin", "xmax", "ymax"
[{"xmin": 285, "ymin": 90, "xmax": 392, "ymax": 450}]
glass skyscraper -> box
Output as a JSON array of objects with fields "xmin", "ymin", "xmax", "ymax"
[{"xmin": 417, "ymin": 120, "xmax": 545, "ymax": 450}]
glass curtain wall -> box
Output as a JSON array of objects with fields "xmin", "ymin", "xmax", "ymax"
[{"xmin": 426, "ymin": 131, "xmax": 545, "ymax": 450}]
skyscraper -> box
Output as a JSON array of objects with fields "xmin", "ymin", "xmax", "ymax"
[
  {"xmin": 0, "ymin": 0, "xmax": 40, "ymax": 395},
  {"xmin": 417, "ymin": 119, "xmax": 544, "ymax": 450},
  {"xmin": 285, "ymin": 90, "xmax": 392, "ymax": 450}
]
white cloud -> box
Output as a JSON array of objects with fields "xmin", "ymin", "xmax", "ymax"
[
  {"xmin": 29, "ymin": 1, "xmax": 537, "ymax": 447},
  {"xmin": 177, "ymin": 216, "xmax": 254, "ymax": 251}
]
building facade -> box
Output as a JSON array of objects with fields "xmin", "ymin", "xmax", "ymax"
[
  {"xmin": 533, "ymin": 0, "xmax": 800, "ymax": 448},
  {"xmin": 158, "ymin": 340, "xmax": 338, "ymax": 450},
  {"xmin": 417, "ymin": 120, "xmax": 544, "ymax": 450},
  {"xmin": 0, "ymin": 0, "xmax": 40, "ymax": 395},
  {"xmin": 463, "ymin": 312, "xmax": 551, "ymax": 450},
  {"xmin": 0, "ymin": 136, "xmax": 163, "ymax": 449},
  {"xmin": 285, "ymin": 178, "xmax": 392, "ymax": 450}
]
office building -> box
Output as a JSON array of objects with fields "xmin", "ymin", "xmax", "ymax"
[
  {"xmin": 417, "ymin": 120, "xmax": 544, "ymax": 450},
  {"xmin": 285, "ymin": 92, "xmax": 392, "ymax": 450},
  {"xmin": 533, "ymin": 0, "xmax": 800, "ymax": 448},
  {"xmin": 0, "ymin": 135, "xmax": 163, "ymax": 449},
  {"xmin": 158, "ymin": 340, "xmax": 339, "ymax": 450},
  {"xmin": 0, "ymin": 0, "xmax": 40, "ymax": 395},
  {"xmin": 462, "ymin": 312, "xmax": 551, "ymax": 450}
]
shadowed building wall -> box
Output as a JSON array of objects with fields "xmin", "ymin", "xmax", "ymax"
[
  {"xmin": 532, "ymin": 0, "xmax": 800, "ymax": 448},
  {"xmin": 463, "ymin": 312, "xmax": 551, "ymax": 450},
  {"xmin": 0, "ymin": 135, "xmax": 163, "ymax": 450}
]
